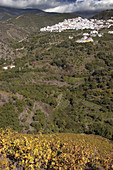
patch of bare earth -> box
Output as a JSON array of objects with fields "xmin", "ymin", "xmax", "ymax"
[{"xmin": 19, "ymin": 101, "xmax": 51, "ymax": 133}]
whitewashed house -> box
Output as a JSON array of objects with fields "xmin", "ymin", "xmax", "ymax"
[
  {"xmin": 9, "ymin": 65, "xmax": 15, "ymax": 69},
  {"xmin": 3, "ymin": 66, "xmax": 8, "ymax": 70},
  {"xmin": 2, "ymin": 65, "xmax": 15, "ymax": 70},
  {"xmin": 108, "ymin": 31, "xmax": 113, "ymax": 34}
]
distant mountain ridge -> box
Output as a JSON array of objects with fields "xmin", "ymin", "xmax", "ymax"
[
  {"xmin": 92, "ymin": 9, "xmax": 113, "ymax": 20},
  {"xmin": 0, "ymin": 6, "xmax": 110, "ymax": 21},
  {"xmin": 0, "ymin": 6, "xmax": 46, "ymax": 20},
  {"xmin": 73, "ymin": 10, "xmax": 101, "ymax": 18},
  {"xmin": 0, "ymin": 6, "xmax": 112, "ymax": 21}
]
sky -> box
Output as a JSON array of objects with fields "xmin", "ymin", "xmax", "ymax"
[{"xmin": 0, "ymin": 0, "xmax": 113, "ymax": 13}]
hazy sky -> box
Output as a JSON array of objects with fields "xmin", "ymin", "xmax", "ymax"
[{"xmin": 0, "ymin": 0, "xmax": 113, "ymax": 13}]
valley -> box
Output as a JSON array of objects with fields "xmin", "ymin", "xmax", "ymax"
[
  {"xmin": 0, "ymin": 6, "xmax": 113, "ymax": 169},
  {"xmin": 0, "ymin": 8, "xmax": 113, "ymax": 140}
]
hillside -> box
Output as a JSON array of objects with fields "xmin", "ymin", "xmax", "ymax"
[
  {"xmin": 0, "ymin": 8, "xmax": 113, "ymax": 141},
  {"xmin": 92, "ymin": 9, "xmax": 113, "ymax": 20},
  {"xmin": 0, "ymin": 22, "xmax": 113, "ymax": 140},
  {"xmin": 0, "ymin": 9, "xmax": 113, "ymax": 170},
  {"xmin": 0, "ymin": 12, "xmax": 77, "ymax": 59},
  {"xmin": 0, "ymin": 13, "xmax": 78, "ymax": 40},
  {"xmin": 0, "ymin": 128, "xmax": 112, "ymax": 169}
]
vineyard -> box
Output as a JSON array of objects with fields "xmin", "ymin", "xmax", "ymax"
[{"xmin": 0, "ymin": 128, "xmax": 113, "ymax": 169}]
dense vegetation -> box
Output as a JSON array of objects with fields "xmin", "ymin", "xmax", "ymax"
[
  {"xmin": 0, "ymin": 128, "xmax": 112, "ymax": 169},
  {"xmin": 0, "ymin": 10, "xmax": 113, "ymax": 141}
]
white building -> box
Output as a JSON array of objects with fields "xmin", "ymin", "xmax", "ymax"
[
  {"xmin": 40, "ymin": 17, "xmax": 113, "ymax": 33},
  {"xmin": 3, "ymin": 66, "xmax": 8, "ymax": 70},
  {"xmin": 9, "ymin": 65, "xmax": 15, "ymax": 69},
  {"xmin": 83, "ymin": 33, "xmax": 89, "ymax": 36},
  {"xmin": 108, "ymin": 31, "xmax": 113, "ymax": 34},
  {"xmin": 69, "ymin": 36, "xmax": 73, "ymax": 39},
  {"xmin": 2, "ymin": 65, "xmax": 15, "ymax": 70},
  {"xmin": 76, "ymin": 37, "xmax": 93, "ymax": 43}
]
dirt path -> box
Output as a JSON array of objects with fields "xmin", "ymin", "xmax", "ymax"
[
  {"xmin": 7, "ymin": 30, "xmax": 15, "ymax": 39},
  {"xmin": 35, "ymin": 80, "xmax": 70, "ymax": 87},
  {"xmin": 16, "ymin": 15, "xmax": 23, "ymax": 20}
]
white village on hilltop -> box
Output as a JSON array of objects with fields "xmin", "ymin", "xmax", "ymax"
[
  {"xmin": 40, "ymin": 17, "xmax": 113, "ymax": 32},
  {"xmin": 2, "ymin": 17, "xmax": 113, "ymax": 70},
  {"xmin": 40, "ymin": 17, "xmax": 113, "ymax": 43}
]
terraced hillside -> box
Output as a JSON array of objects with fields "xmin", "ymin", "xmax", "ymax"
[
  {"xmin": 0, "ymin": 12, "xmax": 77, "ymax": 41},
  {"xmin": 0, "ymin": 9, "xmax": 113, "ymax": 170},
  {"xmin": 0, "ymin": 21, "xmax": 113, "ymax": 140},
  {"xmin": 0, "ymin": 10, "xmax": 77, "ymax": 59}
]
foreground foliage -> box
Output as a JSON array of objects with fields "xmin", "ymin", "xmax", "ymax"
[{"xmin": 0, "ymin": 128, "xmax": 113, "ymax": 169}]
